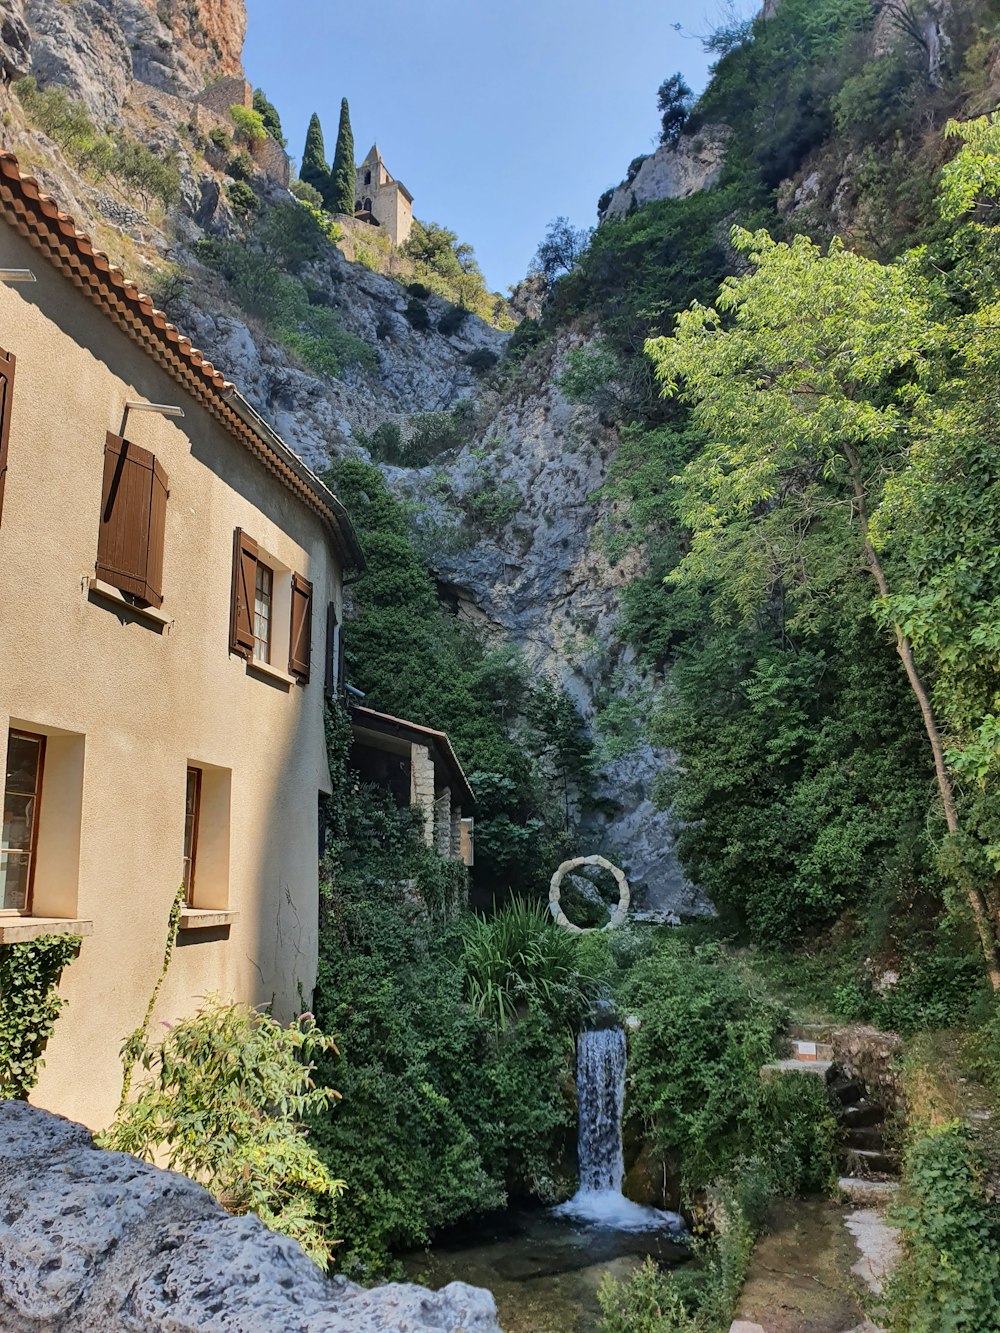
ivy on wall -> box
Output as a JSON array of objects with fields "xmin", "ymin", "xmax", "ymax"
[{"xmin": 0, "ymin": 933, "xmax": 82, "ymax": 1099}]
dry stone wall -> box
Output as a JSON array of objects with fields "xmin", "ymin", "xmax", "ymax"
[{"xmin": 0, "ymin": 1101, "xmax": 503, "ymax": 1333}]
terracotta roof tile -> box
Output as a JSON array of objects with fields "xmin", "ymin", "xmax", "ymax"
[{"xmin": 0, "ymin": 151, "xmax": 362, "ymax": 567}]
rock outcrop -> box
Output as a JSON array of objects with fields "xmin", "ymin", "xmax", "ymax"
[
  {"xmin": 0, "ymin": 0, "xmax": 29, "ymax": 84},
  {"xmin": 0, "ymin": 1101, "xmax": 503, "ymax": 1333},
  {"xmin": 601, "ymin": 125, "xmax": 731, "ymax": 220}
]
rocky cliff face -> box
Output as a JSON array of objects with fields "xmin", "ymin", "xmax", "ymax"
[
  {"xmin": 601, "ymin": 124, "xmax": 731, "ymax": 221},
  {"xmin": 0, "ymin": 0, "xmax": 704, "ymax": 914},
  {"xmin": 0, "ymin": 1102, "xmax": 503, "ymax": 1333},
  {"xmin": 8, "ymin": 0, "xmax": 244, "ymax": 121}
]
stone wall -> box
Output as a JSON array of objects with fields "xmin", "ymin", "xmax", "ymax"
[
  {"xmin": 193, "ymin": 72, "xmax": 251, "ymax": 118},
  {"xmin": 0, "ymin": 1101, "xmax": 502, "ymax": 1333},
  {"xmin": 252, "ymin": 131, "xmax": 289, "ymax": 187},
  {"xmin": 830, "ymin": 1025, "xmax": 905, "ymax": 1114}
]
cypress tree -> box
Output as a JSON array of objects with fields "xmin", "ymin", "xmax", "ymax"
[
  {"xmin": 253, "ymin": 88, "xmax": 285, "ymax": 146},
  {"xmin": 326, "ymin": 98, "xmax": 356, "ymax": 216},
  {"xmin": 300, "ymin": 113, "xmax": 329, "ymax": 199}
]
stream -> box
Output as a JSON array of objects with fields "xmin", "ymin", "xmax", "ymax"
[{"xmin": 402, "ymin": 1026, "xmax": 690, "ymax": 1332}]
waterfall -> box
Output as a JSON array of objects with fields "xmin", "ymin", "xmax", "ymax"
[
  {"xmin": 576, "ymin": 1026, "xmax": 627, "ymax": 1194},
  {"xmin": 554, "ymin": 1024, "xmax": 684, "ymax": 1233}
]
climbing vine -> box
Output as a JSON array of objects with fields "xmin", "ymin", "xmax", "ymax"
[
  {"xmin": 116, "ymin": 885, "xmax": 184, "ymax": 1112},
  {"xmin": 0, "ymin": 933, "xmax": 81, "ymax": 1099}
]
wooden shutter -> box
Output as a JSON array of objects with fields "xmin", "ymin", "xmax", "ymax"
[
  {"xmin": 288, "ymin": 573, "xmax": 313, "ymax": 682},
  {"xmin": 325, "ymin": 602, "xmax": 338, "ymax": 699},
  {"xmin": 95, "ymin": 433, "xmax": 168, "ymax": 608},
  {"xmin": 230, "ymin": 528, "xmax": 257, "ymax": 657},
  {"xmin": 0, "ymin": 348, "xmax": 15, "ymax": 527}
]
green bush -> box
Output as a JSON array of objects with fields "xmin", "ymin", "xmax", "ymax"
[
  {"xmin": 438, "ymin": 304, "xmax": 468, "ymax": 336},
  {"xmin": 101, "ymin": 999, "xmax": 344, "ymax": 1266},
  {"xmin": 885, "ymin": 1124, "xmax": 1000, "ymax": 1330},
  {"xmin": 621, "ymin": 942, "xmax": 782, "ymax": 1187},
  {"xmin": 226, "ymin": 179, "xmax": 256, "ymax": 218},
  {"xmin": 226, "ymin": 149, "xmax": 255, "ymax": 181},
  {"xmin": 0, "ymin": 935, "xmax": 81, "ymax": 1099},
  {"xmin": 404, "ymin": 296, "xmax": 431, "ymax": 330},
  {"xmin": 208, "ymin": 125, "xmax": 231, "ymax": 152},
  {"xmin": 466, "ymin": 347, "xmax": 499, "ymax": 375},
  {"xmin": 230, "ymin": 103, "xmax": 267, "ymax": 146}
]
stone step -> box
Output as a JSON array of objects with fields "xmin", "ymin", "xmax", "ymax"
[
  {"xmin": 840, "ymin": 1101, "xmax": 886, "ymax": 1129},
  {"xmin": 843, "ymin": 1125, "xmax": 888, "ymax": 1151},
  {"xmin": 761, "ymin": 1058, "xmax": 833, "ymax": 1079},
  {"xmin": 840, "ymin": 1147, "xmax": 899, "ymax": 1177},
  {"xmin": 838, "ymin": 1177, "xmax": 900, "ymax": 1206},
  {"xmin": 789, "ymin": 1036, "xmax": 835, "ymax": 1062},
  {"xmin": 829, "ymin": 1075, "xmax": 865, "ymax": 1106}
]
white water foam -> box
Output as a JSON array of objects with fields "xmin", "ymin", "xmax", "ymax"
[{"xmin": 555, "ymin": 1026, "xmax": 685, "ymax": 1233}]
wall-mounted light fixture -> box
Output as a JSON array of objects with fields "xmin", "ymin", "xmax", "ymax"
[
  {"xmin": 119, "ymin": 400, "xmax": 185, "ymax": 435},
  {"xmin": 0, "ymin": 269, "xmax": 37, "ymax": 283}
]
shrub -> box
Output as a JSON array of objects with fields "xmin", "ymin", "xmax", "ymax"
[
  {"xmin": 290, "ymin": 177, "xmax": 324, "ymax": 208},
  {"xmin": 226, "ymin": 179, "xmax": 257, "ymax": 219},
  {"xmin": 437, "ymin": 303, "xmax": 468, "ymax": 336},
  {"xmin": 503, "ymin": 316, "xmax": 549, "ymax": 363},
  {"xmin": 463, "ymin": 479, "xmax": 521, "ymax": 535},
  {"xmin": 226, "ymin": 149, "xmax": 255, "ymax": 181},
  {"xmin": 885, "ymin": 1124, "xmax": 1000, "ymax": 1330},
  {"xmin": 229, "ymin": 103, "xmax": 267, "ymax": 146},
  {"xmin": 208, "ymin": 125, "xmax": 231, "ymax": 153},
  {"xmin": 466, "ymin": 347, "xmax": 499, "ymax": 375},
  {"xmin": 101, "ymin": 999, "xmax": 344, "ymax": 1266},
  {"xmin": 404, "ymin": 296, "xmax": 431, "ymax": 330},
  {"xmin": 460, "ymin": 899, "xmax": 600, "ymax": 1032},
  {"xmin": 621, "ymin": 942, "xmax": 782, "ymax": 1187},
  {"xmin": 407, "ymin": 281, "xmax": 432, "ymax": 299}
]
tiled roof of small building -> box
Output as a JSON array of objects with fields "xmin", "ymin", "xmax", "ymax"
[
  {"xmin": 0, "ymin": 151, "xmax": 364, "ymax": 570},
  {"xmin": 350, "ymin": 704, "xmax": 475, "ymax": 805}
]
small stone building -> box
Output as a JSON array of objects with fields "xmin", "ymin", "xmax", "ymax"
[
  {"xmin": 192, "ymin": 76, "xmax": 290, "ymax": 188},
  {"xmin": 354, "ymin": 144, "xmax": 413, "ymax": 247},
  {"xmin": 350, "ymin": 706, "xmax": 473, "ymax": 865}
]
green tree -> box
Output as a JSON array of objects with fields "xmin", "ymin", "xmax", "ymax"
[
  {"xmin": 646, "ymin": 226, "xmax": 1000, "ymax": 986},
  {"xmin": 252, "ymin": 88, "xmax": 285, "ymax": 145},
  {"xmin": 300, "ymin": 112, "xmax": 329, "ymax": 200},
  {"xmin": 327, "ymin": 97, "xmax": 355, "ymax": 216}
]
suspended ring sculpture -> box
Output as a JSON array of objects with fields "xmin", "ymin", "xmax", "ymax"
[{"xmin": 548, "ymin": 855, "xmax": 630, "ymax": 934}]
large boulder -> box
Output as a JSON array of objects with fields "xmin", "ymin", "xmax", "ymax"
[
  {"xmin": 0, "ymin": 1100, "xmax": 503, "ymax": 1332},
  {"xmin": 0, "ymin": 0, "xmax": 29, "ymax": 82}
]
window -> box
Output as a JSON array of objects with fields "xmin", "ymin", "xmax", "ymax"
[
  {"xmin": 182, "ymin": 766, "xmax": 201, "ymax": 904},
  {"xmin": 325, "ymin": 601, "xmax": 344, "ymax": 698},
  {"xmin": 253, "ymin": 561, "xmax": 273, "ymax": 664},
  {"xmin": 0, "ymin": 346, "xmax": 15, "ymax": 528},
  {"xmin": 363, "ymin": 197, "xmax": 373, "ymax": 213},
  {"xmin": 230, "ymin": 528, "xmax": 312, "ymax": 682},
  {"xmin": 364, "ymin": 169, "xmax": 372, "ymax": 186},
  {"xmin": 1, "ymin": 730, "xmax": 45, "ymax": 913},
  {"xmin": 95, "ymin": 432, "xmax": 169, "ymax": 607}
]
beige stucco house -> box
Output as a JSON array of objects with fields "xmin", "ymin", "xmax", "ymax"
[
  {"xmin": 0, "ymin": 151, "xmax": 363, "ymax": 1129},
  {"xmin": 354, "ymin": 144, "xmax": 414, "ymax": 247}
]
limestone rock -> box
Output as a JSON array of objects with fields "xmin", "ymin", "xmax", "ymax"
[
  {"xmin": 0, "ymin": 0, "xmax": 29, "ymax": 83},
  {"xmin": 602, "ymin": 125, "xmax": 731, "ymax": 220},
  {"xmin": 0, "ymin": 1100, "xmax": 503, "ymax": 1333}
]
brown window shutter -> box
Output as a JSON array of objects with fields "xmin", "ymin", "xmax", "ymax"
[
  {"xmin": 95, "ymin": 433, "xmax": 168, "ymax": 608},
  {"xmin": 230, "ymin": 527, "xmax": 257, "ymax": 657},
  {"xmin": 325, "ymin": 602, "xmax": 337, "ymax": 699},
  {"xmin": 0, "ymin": 348, "xmax": 15, "ymax": 527},
  {"xmin": 288, "ymin": 573, "xmax": 313, "ymax": 682}
]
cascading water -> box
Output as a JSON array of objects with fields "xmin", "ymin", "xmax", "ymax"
[
  {"xmin": 576, "ymin": 1026, "xmax": 627, "ymax": 1194},
  {"xmin": 555, "ymin": 1025, "xmax": 684, "ymax": 1232}
]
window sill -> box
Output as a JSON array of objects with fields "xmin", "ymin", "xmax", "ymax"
[
  {"xmin": 178, "ymin": 908, "xmax": 238, "ymax": 931},
  {"xmin": 87, "ymin": 579, "xmax": 173, "ymax": 632},
  {"xmin": 247, "ymin": 658, "xmax": 296, "ymax": 689},
  {"xmin": 0, "ymin": 916, "xmax": 94, "ymax": 944}
]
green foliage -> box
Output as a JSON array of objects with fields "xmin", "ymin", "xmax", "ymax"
[
  {"xmin": 324, "ymin": 458, "xmax": 592, "ymax": 898},
  {"xmin": 194, "ymin": 210, "xmax": 375, "ymax": 378},
  {"xmin": 885, "ymin": 1124, "xmax": 1000, "ymax": 1330},
  {"xmin": 300, "ymin": 111, "xmax": 329, "ymax": 200},
  {"xmin": 290, "ymin": 176, "xmax": 324, "ymax": 208},
  {"xmin": 657, "ymin": 72, "xmax": 694, "ymax": 147},
  {"xmin": 226, "ymin": 148, "xmax": 255, "ymax": 181},
  {"xmin": 226, "ymin": 178, "xmax": 256, "ymax": 217},
  {"xmin": 208, "ymin": 125, "xmax": 231, "ymax": 153},
  {"xmin": 0, "ymin": 934, "xmax": 81, "ymax": 1099},
  {"xmin": 327, "ymin": 98, "xmax": 355, "ymax": 216},
  {"xmin": 598, "ymin": 1257, "xmax": 699, "ymax": 1333},
  {"xmin": 14, "ymin": 79, "xmax": 181, "ymax": 210},
  {"xmin": 461, "ymin": 477, "xmax": 521, "ymax": 535},
  {"xmin": 404, "ymin": 296, "xmax": 431, "ymax": 330},
  {"xmin": 310, "ymin": 776, "xmax": 577, "ymax": 1273},
  {"xmin": 401, "ymin": 220, "xmax": 511, "ymax": 325},
  {"xmin": 621, "ymin": 941, "xmax": 782, "ymax": 1188},
  {"xmin": 102, "ymin": 999, "xmax": 344, "ymax": 1266},
  {"xmin": 460, "ymin": 900, "xmax": 599, "ymax": 1032},
  {"xmin": 229, "ymin": 103, "xmax": 267, "ymax": 146},
  {"xmin": 252, "ymin": 88, "xmax": 285, "ymax": 145}
]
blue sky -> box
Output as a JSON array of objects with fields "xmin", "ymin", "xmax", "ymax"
[{"xmin": 243, "ymin": 2, "xmax": 729, "ymax": 294}]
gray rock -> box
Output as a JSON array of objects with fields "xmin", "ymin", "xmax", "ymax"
[
  {"xmin": 0, "ymin": 1101, "xmax": 503, "ymax": 1333},
  {"xmin": 602, "ymin": 125, "xmax": 731, "ymax": 220},
  {"xmin": 0, "ymin": 0, "xmax": 30, "ymax": 83}
]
